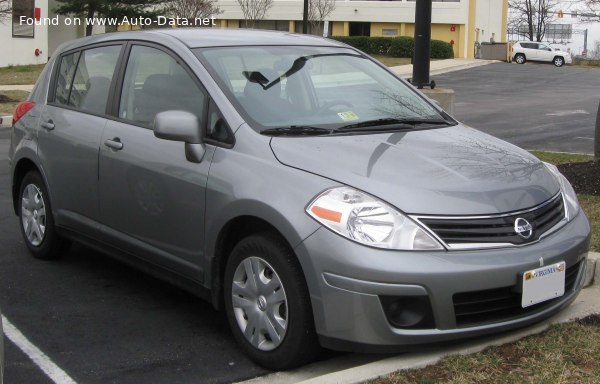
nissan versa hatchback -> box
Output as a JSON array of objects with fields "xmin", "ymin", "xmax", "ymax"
[{"xmin": 9, "ymin": 29, "xmax": 590, "ymax": 370}]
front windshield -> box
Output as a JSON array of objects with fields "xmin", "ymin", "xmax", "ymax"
[{"xmin": 195, "ymin": 46, "xmax": 447, "ymax": 132}]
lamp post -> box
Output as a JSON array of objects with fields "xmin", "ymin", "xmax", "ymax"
[
  {"xmin": 411, "ymin": 0, "xmax": 435, "ymax": 89},
  {"xmin": 303, "ymin": 0, "xmax": 309, "ymax": 33}
]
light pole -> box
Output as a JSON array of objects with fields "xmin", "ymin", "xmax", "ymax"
[
  {"xmin": 411, "ymin": 0, "xmax": 435, "ymax": 89},
  {"xmin": 303, "ymin": 0, "xmax": 309, "ymax": 33}
]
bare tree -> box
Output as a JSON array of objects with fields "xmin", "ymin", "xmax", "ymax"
[
  {"xmin": 165, "ymin": 0, "xmax": 221, "ymax": 25},
  {"xmin": 237, "ymin": 0, "xmax": 272, "ymax": 28},
  {"xmin": 308, "ymin": 0, "xmax": 335, "ymax": 36},
  {"xmin": 0, "ymin": 0, "xmax": 11, "ymax": 23},
  {"xmin": 580, "ymin": 0, "xmax": 600, "ymax": 22},
  {"xmin": 509, "ymin": 0, "xmax": 559, "ymax": 41}
]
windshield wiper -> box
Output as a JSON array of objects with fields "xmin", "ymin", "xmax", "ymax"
[
  {"xmin": 336, "ymin": 118, "xmax": 453, "ymax": 132},
  {"xmin": 261, "ymin": 125, "xmax": 332, "ymax": 136}
]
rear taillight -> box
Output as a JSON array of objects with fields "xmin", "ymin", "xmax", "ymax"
[{"xmin": 12, "ymin": 101, "xmax": 36, "ymax": 126}]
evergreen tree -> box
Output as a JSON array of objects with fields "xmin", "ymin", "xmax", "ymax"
[{"xmin": 54, "ymin": 0, "xmax": 165, "ymax": 36}]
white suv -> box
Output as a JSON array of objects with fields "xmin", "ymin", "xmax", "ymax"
[{"xmin": 512, "ymin": 41, "xmax": 572, "ymax": 67}]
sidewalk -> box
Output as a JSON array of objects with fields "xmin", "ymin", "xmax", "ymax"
[
  {"xmin": 0, "ymin": 84, "xmax": 34, "ymax": 92},
  {"xmin": 238, "ymin": 252, "xmax": 600, "ymax": 384},
  {"xmin": 390, "ymin": 58, "xmax": 500, "ymax": 78}
]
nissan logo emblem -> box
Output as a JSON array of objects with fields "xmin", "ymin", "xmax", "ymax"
[{"xmin": 514, "ymin": 217, "xmax": 533, "ymax": 239}]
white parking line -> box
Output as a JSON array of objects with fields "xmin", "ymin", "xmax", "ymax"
[
  {"xmin": 574, "ymin": 137, "xmax": 594, "ymax": 141},
  {"xmin": 2, "ymin": 315, "xmax": 78, "ymax": 384},
  {"xmin": 545, "ymin": 110, "xmax": 589, "ymax": 116}
]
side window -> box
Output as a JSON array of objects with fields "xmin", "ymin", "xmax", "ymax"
[
  {"xmin": 54, "ymin": 51, "xmax": 80, "ymax": 105},
  {"xmin": 119, "ymin": 45, "xmax": 206, "ymax": 128},
  {"xmin": 68, "ymin": 45, "xmax": 121, "ymax": 114}
]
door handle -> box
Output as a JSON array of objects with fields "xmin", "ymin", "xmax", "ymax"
[
  {"xmin": 40, "ymin": 120, "xmax": 55, "ymax": 130},
  {"xmin": 104, "ymin": 138, "xmax": 123, "ymax": 150}
]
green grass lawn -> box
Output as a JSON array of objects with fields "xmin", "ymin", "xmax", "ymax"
[
  {"xmin": 370, "ymin": 55, "xmax": 413, "ymax": 67},
  {"xmin": 371, "ymin": 315, "xmax": 600, "ymax": 384},
  {"xmin": 529, "ymin": 150, "xmax": 594, "ymax": 165},
  {"xmin": 0, "ymin": 64, "xmax": 45, "ymax": 85}
]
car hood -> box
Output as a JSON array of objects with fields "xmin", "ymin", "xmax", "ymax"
[{"xmin": 269, "ymin": 124, "xmax": 560, "ymax": 215}]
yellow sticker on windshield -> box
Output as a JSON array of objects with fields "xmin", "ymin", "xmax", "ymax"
[{"xmin": 337, "ymin": 111, "xmax": 359, "ymax": 121}]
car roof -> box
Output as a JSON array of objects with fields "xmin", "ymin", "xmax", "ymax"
[
  {"xmin": 154, "ymin": 28, "xmax": 344, "ymax": 48},
  {"xmin": 55, "ymin": 28, "xmax": 345, "ymax": 53}
]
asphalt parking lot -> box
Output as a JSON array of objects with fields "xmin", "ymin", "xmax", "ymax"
[
  {"xmin": 0, "ymin": 62, "xmax": 599, "ymax": 384},
  {"xmin": 432, "ymin": 62, "xmax": 600, "ymax": 154}
]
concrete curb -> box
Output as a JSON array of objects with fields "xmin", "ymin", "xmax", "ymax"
[
  {"xmin": 0, "ymin": 115, "xmax": 11, "ymax": 128},
  {"xmin": 238, "ymin": 252, "xmax": 600, "ymax": 384},
  {"xmin": 585, "ymin": 251, "xmax": 600, "ymax": 288}
]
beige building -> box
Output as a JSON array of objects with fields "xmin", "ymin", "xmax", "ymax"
[{"xmin": 214, "ymin": 0, "xmax": 508, "ymax": 59}]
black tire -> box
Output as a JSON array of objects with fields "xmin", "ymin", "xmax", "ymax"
[
  {"xmin": 553, "ymin": 56, "xmax": 564, "ymax": 67},
  {"xmin": 514, "ymin": 54, "xmax": 526, "ymax": 64},
  {"xmin": 224, "ymin": 232, "xmax": 320, "ymax": 370},
  {"xmin": 18, "ymin": 171, "xmax": 70, "ymax": 259}
]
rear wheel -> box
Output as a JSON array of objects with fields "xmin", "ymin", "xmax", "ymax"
[
  {"xmin": 18, "ymin": 171, "xmax": 70, "ymax": 259},
  {"xmin": 553, "ymin": 56, "xmax": 564, "ymax": 67},
  {"xmin": 514, "ymin": 54, "xmax": 526, "ymax": 64},
  {"xmin": 224, "ymin": 233, "xmax": 320, "ymax": 370}
]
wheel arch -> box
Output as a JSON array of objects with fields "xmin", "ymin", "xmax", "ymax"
[
  {"xmin": 207, "ymin": 212, "xmax": 314, "ymax": 311},
  {"xmin": 12, "ymin": 157, "xmax": 45, "ymax": 215}
]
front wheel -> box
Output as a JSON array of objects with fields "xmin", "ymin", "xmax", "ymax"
[
  {"xmin": 18, "ymin": 171, "xmax": 70, "ymax": 259},
  {"xmin": 553, "ymin": 56, "xmax": 565, "ymax": 67},
  {"xmin": 224, "ymin": 233, "xmax": 319, "ymax": 370}
]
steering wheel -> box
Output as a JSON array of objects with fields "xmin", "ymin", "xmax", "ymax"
[{"xmin": 317, "ymin": 100, "xmax": 354, "ymax": 113}]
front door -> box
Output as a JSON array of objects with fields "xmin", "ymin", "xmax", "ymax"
[{"xmin": 98, "ymin": 44, "xmax": 213, "ymax": 280}]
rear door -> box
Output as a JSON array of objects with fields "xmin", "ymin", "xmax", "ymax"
[
  {"xmin": 97, "ymin": 43, "xmax": 214, "ymax": 280},
  {"xmin": 521, "ymin": 42, "xmax": 538, "ymax": 60},
  {"xmin": 39, "ymin": 44, "xmax": 123, "ymax": 234}
]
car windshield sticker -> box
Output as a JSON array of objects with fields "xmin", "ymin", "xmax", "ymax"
[{"xmin": 337, "ymin": 111, "xmax": 359, "ymax": 121}]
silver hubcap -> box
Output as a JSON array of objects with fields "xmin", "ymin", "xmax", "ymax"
[
  {"xmin": 231, "ymin": 256, "xmax": 288, "ymax": 351},
  {"xmin": 21, "ymin": 184, "xmax": 46, "ymax": 246},
  {"xmin": 555, "ymin": 58, "xmax": 562, "ymax": 66},
  {"xmin": 516, "ymin": 56, "xmax": 524, "ymax": 63}
]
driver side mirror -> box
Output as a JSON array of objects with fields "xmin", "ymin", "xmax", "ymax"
[{"xmin": 154, "ymin": 110, "xmax": 206, "ymax": 163}]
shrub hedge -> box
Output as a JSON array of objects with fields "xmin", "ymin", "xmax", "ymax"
[{"xmin": 331, "ymin": 36, "xmax": 454, "ymax": 59}]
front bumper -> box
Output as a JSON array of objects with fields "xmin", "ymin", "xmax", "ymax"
[{"xmin": 295, "ymin": 211, "xmax": 590, "ymax": 351}]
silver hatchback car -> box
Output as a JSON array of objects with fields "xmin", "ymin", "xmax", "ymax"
[{"xmin": 9, "ymin": 29, "xmax": 590, "ymax": 370}]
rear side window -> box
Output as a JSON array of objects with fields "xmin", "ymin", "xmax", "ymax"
[
  {"xmin": 54, "ymin": 45, "xmax": 121, "ymax": 115},
  {"xmin": 118, "ymin": 45, "xmax": 206, "ymax": 127},
  {"xmin": 68, "ymin": 46, "xmax": 121, "ymax": 114},
  {"xmin": 55, "ymin": 52, "xmax": 80, "ymax": 105}
]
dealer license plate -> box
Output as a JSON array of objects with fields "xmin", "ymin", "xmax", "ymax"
[{"xmin": 521, "ymin": 261, "xmax": 566, "ymax": 308}]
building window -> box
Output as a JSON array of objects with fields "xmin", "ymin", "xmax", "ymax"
[
  {"xmin": 12, "ymin": 0, "xmax": 35, "ymax": 38},
  {"xmin": 349, "ymin": 22, "xmax": 370, "ymax": 37}
]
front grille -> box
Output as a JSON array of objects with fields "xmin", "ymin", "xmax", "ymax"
[
  {"xmin": 453, "ymin": 260, "xmax": 581, "ymax": 328},
  {"xmin": 419, "ymin": 194, "xmax": 565, "ymax": 246}
]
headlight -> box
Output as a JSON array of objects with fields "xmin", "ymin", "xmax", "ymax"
[
  {"xmin": 306, "ymin": 186, "xmax": 443, "ymax": 250},
  {"xmin": 543, "ymin": 162, "xmax": 580, "ymax": 220}
]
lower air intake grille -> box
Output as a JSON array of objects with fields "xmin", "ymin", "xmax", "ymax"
[{"xmin": 452, "ymin": 260, "xmax": 581, "ymax": 328}]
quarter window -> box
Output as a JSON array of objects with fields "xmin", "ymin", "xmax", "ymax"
[
  {"xmin": 54, "ymin": 52, "xmax": 81, "ymax": 105},
  {"xmin": 119, "ymin": 45, "xmax": 206, "ymax": 127}
]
